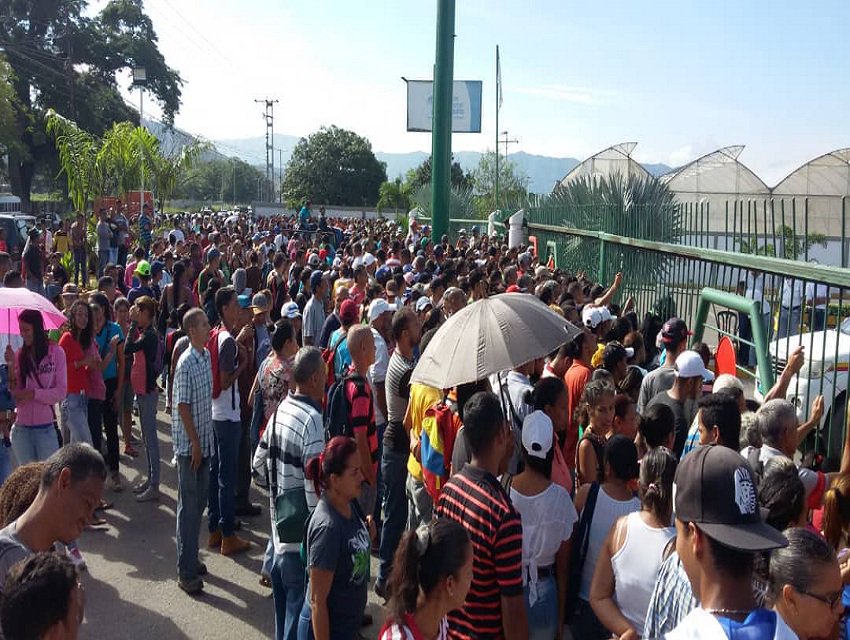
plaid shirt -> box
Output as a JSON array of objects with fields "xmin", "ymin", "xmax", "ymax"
[
  {"xmin": 172, "ymin": 346, "xmax": 215, "ymax": 458},
  {"xmin": 643, "ymin": 550, "xmax": 697, "ymax": 639}
]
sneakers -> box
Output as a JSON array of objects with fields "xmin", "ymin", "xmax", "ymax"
[
  {"xmin": 132, "ymin": 481, "xmax": 150, "ymax": 495},
  {"xmin": 197, "ymin": 561, "xmax": 208, "ymax": 576},
  {"xmin": 135, "ymin": 486, "xmax": 160, "ymax": 503},
  {"xmin": 107, "ymin": 474, "xmax": 123, "ymax": 492},
  {"xmin": 220, "ymin": 535, "xmax": 251, "ymax": 556},
  {"xmin": 207, "ymin": 531, "xmax": 222, "ymax": 549},
  {"xmin": 164, "ymin": 403, "xmax": 172, "ymax": 414},
  {"xmin": 177, "ymin": 576, "xmax": 203, "ymax": 595},
  {"xmin": 66, "ymin": 544, "xmax": 86, "ymax": 572}
]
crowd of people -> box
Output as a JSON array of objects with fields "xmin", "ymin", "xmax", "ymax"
[{"xmin": 0, "ymin": 201, "xmax": 847, "ymax": 640}]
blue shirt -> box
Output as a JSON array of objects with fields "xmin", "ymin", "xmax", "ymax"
[{"xmin": 95, "ymin": 322, "xmax": 125, "ymax": 381}]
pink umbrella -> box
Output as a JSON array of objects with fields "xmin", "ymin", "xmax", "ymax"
[{"xmin": 0, "ymin": 288, "xmax": 67, "ymax": 334}]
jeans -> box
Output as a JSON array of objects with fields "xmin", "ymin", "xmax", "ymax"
[
  {"xmin": 118, "ymin": 245, "xmax": 127, "ymax": 270},
  {"xmin": 250, "ymin": 393, "xmax": 265, "ymax": 455},
  {"xmin": 297, "ymin": 600, "xmax": 356, "ymax": 640},
  {"xmin": 73, "ymin": 247, "xmax": 86, "ymax": 285},
  {"xmin": 0, "ymin": 444, "xmax": 11, "ymax": 486},
  {"xmin": 98, "ymin": 249, "xmax": 110, "ymax": 277},
  {"xmin": 102, "ymin": 378, "xmax": 120, "ymax": 473},
  {"xmin": 235, "ymin": 409, "xmax": 252, "ymax": 509},
  {"xmin": 778, "ymin": 306, "xmax": 802, "ymax": 339},
  {"xmin": 176, "ymin": 454, "xmax": 210, "ymax": 581},
  {"xmin": 62, "ymin": 393, "xmax": 91, "ymax": 445},
  {"xmin": 137, "ymin": 391, "xmax": 160, "ymax": 488},
  {"xmin": 372, "ymin": 423, "xmax": 385, "ymax": 527},
  {"xmin": 262, "ymin": 538, "xmax": 274, "ymax": 577},
  {"xmin": 11, "ymin": 424, "xmax": 60, "ymax": 464},
  {"xmin": 209, "ymin": 419, "xmax": 241, "ymax": 537},
  {"xmin": 810, "ymin": 307, "xmax": 827, "ymax": 332},
  {"xmin": 271, "ymin": 551, "xmax": 306, "ymax": 640},
  {"xmin": 525, "ymin": 575, "xmax": 558, "ymax": 640},
  {"xmin": 406, "ymin": 475, "xmax": 433, "ymax": 530},
  {"xmin": 377, "ymin": 448, "xmax": 408, "ymax": 586},
  {"xmin": 87, "ymin": 397, "xmax": 104, "ymax": 454}
]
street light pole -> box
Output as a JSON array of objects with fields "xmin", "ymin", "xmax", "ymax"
[
  {"xmin": 133, "ymin": 67, "xmax": 146, "ymax": 214},
  {"xmin": 430, "ymin": 0, "xmax": 455, "ymax": 241}
]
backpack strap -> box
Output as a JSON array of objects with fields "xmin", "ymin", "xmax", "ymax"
[{"xmin": 576, "ymin": 482, "xmax": 600, "ymax": 570}]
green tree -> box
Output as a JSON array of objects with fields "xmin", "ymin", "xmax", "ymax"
[
  {"xmin": 282, "ymin": 126, "xmax": 387, "ymax": 207},
  {"xmin": 177, "ymin": 158, "xmax": 266, "ymax": 204},
  {"xmin": 472, "ymin": 150, "xmax": 529, "ymax": 217},
  {"xmin": 738, "ymin": 225, "xmax": 827, "ymax": 260},
  {"xmin": 1, "ymin": 0, "xmax": 182, "ymax": 210},
  {"xmin": 376, "ymin": 177, "xmax": 412, "ymax": 212},
  {"xmin": 0, "ymin": 56, "xmax": 22, "ymax": 165},
  {"xmin": 406, "ymin": 154, "xmax": 473, "ymax": 191}
]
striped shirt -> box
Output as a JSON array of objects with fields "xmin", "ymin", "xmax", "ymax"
[
  {"xmin": 252, "ymin": 393, "xmax": 324, "ymax": 554},
  {"xmin": 345, "ymin": 371, "xmax": 378, "ymax": 473},
  {"xmin": 171, "ymin": 346, "xmax": 215, "ymax": 459},
  {"xmin": 436, "ymin": 465, "xmax": 523, "ymax": 640}
]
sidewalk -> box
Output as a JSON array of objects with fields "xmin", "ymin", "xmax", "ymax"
[{"xmin": 79, "ymin": 401, "xmax": 385, "ymax": 639}]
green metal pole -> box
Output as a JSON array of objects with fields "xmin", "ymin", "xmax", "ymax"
[
  {"xmin": 430, "ymin": 0, "xmax": 455, "ymax": 242},
  {"xmin": 494, "ymin": 45, "xmax": 499, "ymax": 213}
]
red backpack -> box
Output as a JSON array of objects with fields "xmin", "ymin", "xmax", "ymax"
[
  {"xmin": 420, "ymin": 400, "xmax": 462, "ymax": 501},
  {"xmin": 321, "ymin": 332, "xmax": 347, "ymax": 389}
]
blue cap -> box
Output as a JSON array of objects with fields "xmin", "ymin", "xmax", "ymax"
[
  {"xmin": 237, "ymin": 294, "xmax": 251, "ymax": 309},
  {"xmin": 375, "ymin": 266, "xmax": 391, "ymax": 282},
  {"xmin": 309, "ymin": 270, "xmax": 325, "ymax": 291},
  {"xmin": 151, "ymin": 260, "xmax": 164, "ymax": 276},
  {"xmin": 402, "ymin": 264, "xmax": 414, "ymax": 273}
]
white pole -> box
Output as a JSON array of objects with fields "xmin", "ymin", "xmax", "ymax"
[{"xmin": 139, "ymin": 85, "xmax": 144, "ymax": 214}]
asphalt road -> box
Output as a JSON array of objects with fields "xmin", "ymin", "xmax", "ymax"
[{"xmin": 79, "ymin": 403, "xmax": 385, "ymax": 639}]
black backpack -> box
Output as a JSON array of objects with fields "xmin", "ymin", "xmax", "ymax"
[
  {"xmin": 324, "ymin": 372, "xmax": 367, "ymax": 441},
  {"xmin": 564, "ymin": 482, "xmax": 600, "ymax": 622}
]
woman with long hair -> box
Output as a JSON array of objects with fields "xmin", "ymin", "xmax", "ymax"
[
  {"xmin": 575, "ymin": 380, "xmax": 617, "ymax": 487},
  {"xmin": 510, "ymin": 410, "xmax": 579, "ymax": 639},
  {"xmin": 297, "ymin": 436, "xmax": 373, "ymax": 640},
  {"xmin": 58, "ymin": 299, "xmax": 98, "ymax": 445},
  {"xmin": 379, "ymin": 519, "xmax": 473, "ymax": 640},
  {"xmin": 90, "ymin": 293, "xmax": 125, "ymax": 491},
  {"xmin": 527, "ymin": 377, "xmax": 573, "ymax": 494},
  {"xmin": 113, "ymin": 297, "xmax": 138, "ymax": 457},
  {"xmin": 124, "ymin": 296, "xmax": 161, "ymax": 503},
  {"xmin": 158, "ymin": 260, "xmax": 191, "ymax": 336},
  {"xmin": 590, "ymin": 447, "xmax": 677, "ymax": 639},
  {"xmin": 6, "ymin": 310, "xmax": 66, "ymax": 464}
]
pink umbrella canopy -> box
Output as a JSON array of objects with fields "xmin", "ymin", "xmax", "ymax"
[{"xmin": 0, "ymin": 288, "xmax": 67, "ymax": 334}]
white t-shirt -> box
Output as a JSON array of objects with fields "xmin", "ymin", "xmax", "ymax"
[
  {"xmin": 510, "ymin": 483, "xmax": 578, "ymax": 606},
  {"xmin": 211, "ymin": 330, "xmax": 241, "ymax": 422},
  {"xmin": 370, "ymin": 329, "xmax": 389, "ymax": 426},
  {"xmin": 805, "ymin": 282, "xmax": 830, "ymax": 310},
  {"xmin": 667, "ymin": 607, "xmax": 797, "ymax": 640}
]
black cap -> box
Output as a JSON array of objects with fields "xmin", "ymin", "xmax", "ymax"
[
  {"xmin": 661, "ymin": 317, "xmax": 692, "ymax": 345},
  {"xmin": 674, "ymin": 445, "xmax": 787, "ymax": 552}
]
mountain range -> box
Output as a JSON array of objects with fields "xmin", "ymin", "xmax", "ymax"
[{"xmin": 145, "ymin": 121, "xmax": 671, "ymax": 193}]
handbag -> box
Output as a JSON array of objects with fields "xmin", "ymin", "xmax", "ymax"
[
  {"xmin": 0, "ymin": 364, "xmax": 16, "ymax": 412},
  {"xmin": 269, "ymin": 408, "xmax": 310, "ymax": 544}
]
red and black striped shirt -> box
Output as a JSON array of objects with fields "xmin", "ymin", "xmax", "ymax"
[{"xmin": 436, "ymin": 465, "xmax": 523, "ymax": 640}]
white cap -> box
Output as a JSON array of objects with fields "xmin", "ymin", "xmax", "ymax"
[
  {"xmin": 352, "ymin": 257, "xmax": 363, "ymax": 270},
  {"xmin": 521, "ymin": 411, "xmax": 554, "ymax": 459},
  {"xmin": 415, "ymin": 296, "xmax": 433, "ymax": 313},
  {"xmin": 308, "ymin": 253, "xmax": 320, "ymax": 267},
  {"xmin": 281, "ymin": 301, "xmax": 301, "ymax": 319},
  {"xmin": 675, "ymin": 350, "xmax": 714, "ymax": 380},
  {"xmin": 362, "ymin": 252, "xmax": 376, "ymax": 268},
  {"xmin": 368, "ymin": 298, "xmax": 396, "ymax": 323},
  {"xmin": 581, "ymin": 305, "xmax": 615, "ymax": 329}
]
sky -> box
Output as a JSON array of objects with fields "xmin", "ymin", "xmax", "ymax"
[{"xmin": 109, "ymin": 0, "xmax": 850, "ymax": 184}]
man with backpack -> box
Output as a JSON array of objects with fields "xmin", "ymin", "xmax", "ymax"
[
  {"xmin": 207, "ymin": 286, "xmax": 251, "ymax": 556},
  {"xmin": 325, "ymin": 299, "xmax": 359, "ymax": 383}
]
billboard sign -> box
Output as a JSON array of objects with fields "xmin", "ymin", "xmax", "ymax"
[{"xmin": 406, "ymin": 80, "xmax": 483, "ymax": 133}]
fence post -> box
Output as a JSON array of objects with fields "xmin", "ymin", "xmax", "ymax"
[{"xmin": 598, "ymin": 236, "xmax": 607, "ymax": 283}]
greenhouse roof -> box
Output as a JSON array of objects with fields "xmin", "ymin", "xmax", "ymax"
[
  {"xmin": 773, "ymin": 149, "xmax": 850, "ymax": 197},
  {"xmin": 660, "ymin": 146, "xmax": 769, "ymax": 195}
]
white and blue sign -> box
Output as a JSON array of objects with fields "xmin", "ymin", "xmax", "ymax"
[{"xmin": 406, "ymin": 80, "xmax": 483, "ymax": 133}]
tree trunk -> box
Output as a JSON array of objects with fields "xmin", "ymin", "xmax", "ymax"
[{"xmin": 8, "ymin": 150, "xmax": 34, "ymax": 213}]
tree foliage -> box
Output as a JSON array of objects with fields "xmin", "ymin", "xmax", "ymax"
[
  {"xmin": 738, "ymin": 225, "xmax": 827, "ymax": 260},
  {"xmin": 282, "ymin": 126, "xmax": 387, "ymax": 207},
  {"xmin": 406, "ymin": 154, "xmax": 473, "ymax": 192},
  {"xmin": 376, "ymin": 178, "xmax": 412, "ymax": 213},
  {"xmin": 0, "ymin": 0, "xmax": 182, "ymax": 209},
  {"xmin": 472, "ymin": 150, "xmax": 529, "ymax": 217},
  {"xmin": 175, "ymin": 158, "xmax": 267, "ymax": 204}
]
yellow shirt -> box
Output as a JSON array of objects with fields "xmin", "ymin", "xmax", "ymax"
[
  {"xmin": 591, "ymin": 343, "xmax": 605, "ymax": 369},
  {"xmin": 406, "ymin": 383, "xmax": 442, "ymax": 481}
]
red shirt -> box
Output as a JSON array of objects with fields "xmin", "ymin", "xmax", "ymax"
[
  {"xmin": 564, "ymin": 360, "xmax": 593, "ymax": 471},
  {"xmin": 345, "ymin": 369, "xmax": 378, "ymax": 474},
  {"xmin": 59, "ymin": 333, "xmax": 90, "ymax": 394}
]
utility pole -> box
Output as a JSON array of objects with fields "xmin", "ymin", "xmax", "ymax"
[
  {"xmin": 499, "ymin": 130, "xmax": 519, "ymax": 162},
  {"xmin": 430, "ymin": 0, "xmax": 455, "ymax": 241},
  {"xmin": 254, "ymin": 98, "xmax": 278, "ymax": 202},
  {"xmin": 277, "ymin": 148, "xmax": 285, "ymax": 204}
]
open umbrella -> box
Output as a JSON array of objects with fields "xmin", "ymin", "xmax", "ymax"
[
  {"xmin": 0, "ymin": 288, "xmax": 67, "ymax": 334},
  {"xmin": 411, "ymin": 293, "xmax": 582, "ymax": 389}
]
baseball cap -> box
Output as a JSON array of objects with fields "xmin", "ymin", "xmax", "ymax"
[
  {"xmin": 134, "ymin": 260, "xmax": 151, "ymax": 277},
  {"xmin": 205, "ymin": 247, "xmax": 221, "ymax": 263},
  {"xmin": 675, "ymin": 350, "xmax": 714, "ymax": 380},
  {"xmin": 339, "ymin": 299, "xmax": 359, "ymax": 325},
  {"xmin": 506, "ymin": 284, "xmax": 523, "ymax": 293},
  {"xmin": 674, "ymin": 445, "xmax": 788, "ymax": 552},
  {"xmin": 251, "ymin": 292, "xmax": 272, "ymax": 315},
  {"xmin": 308, "ymin": 253, "xmax": 320, "ymax": 267},
  {"xmin": 281, "ymin": 302, "xmax": 301, "ymax": 319},
  {"xmin": 252, "ymin": 232, "xmax": 262, "ymax": 243},
  {"xmin": 150, "ymin": 260, "xmax": 164, "ymax": 276},
  {"xmin": 309, "ymin": 270, "xmax": 325, "ymax": 291},
  {"xmin": 375, "ymin": 265, "xmax": 391, "ymax": 283},
  {"xmin": 582, "ymin": 305, "xmax": 615, "ymax": 329},
  {"xmin": 521, "ymin": 411, "xmax": 554, "ymax": 459},
  {"xmin": 661, "ymin": 317, "xmax": 692, "ymax": 345},
  {"xmin": 415, "ymin": 296, "xmax": 433, "ymax": 313},
  {"xmin": 368, "ymin": 298, "xmax": 396, "ymax": 323},
  {"xmin": 362, "ymin": 253, "xmax": 376, "ymax": 268},
  {"xmin": 237, "ymin": 294, "xmax": 252, "ymax": 309}
]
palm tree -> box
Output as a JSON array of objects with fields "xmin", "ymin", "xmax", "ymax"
[{"xmin": 45, "ymin": 109, "xmax": 103, "ymax": 214}]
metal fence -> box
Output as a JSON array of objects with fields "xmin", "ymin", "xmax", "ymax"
[{"xmin": 523, "ymin": 197, "xmax": 850, "ymax": 468}]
